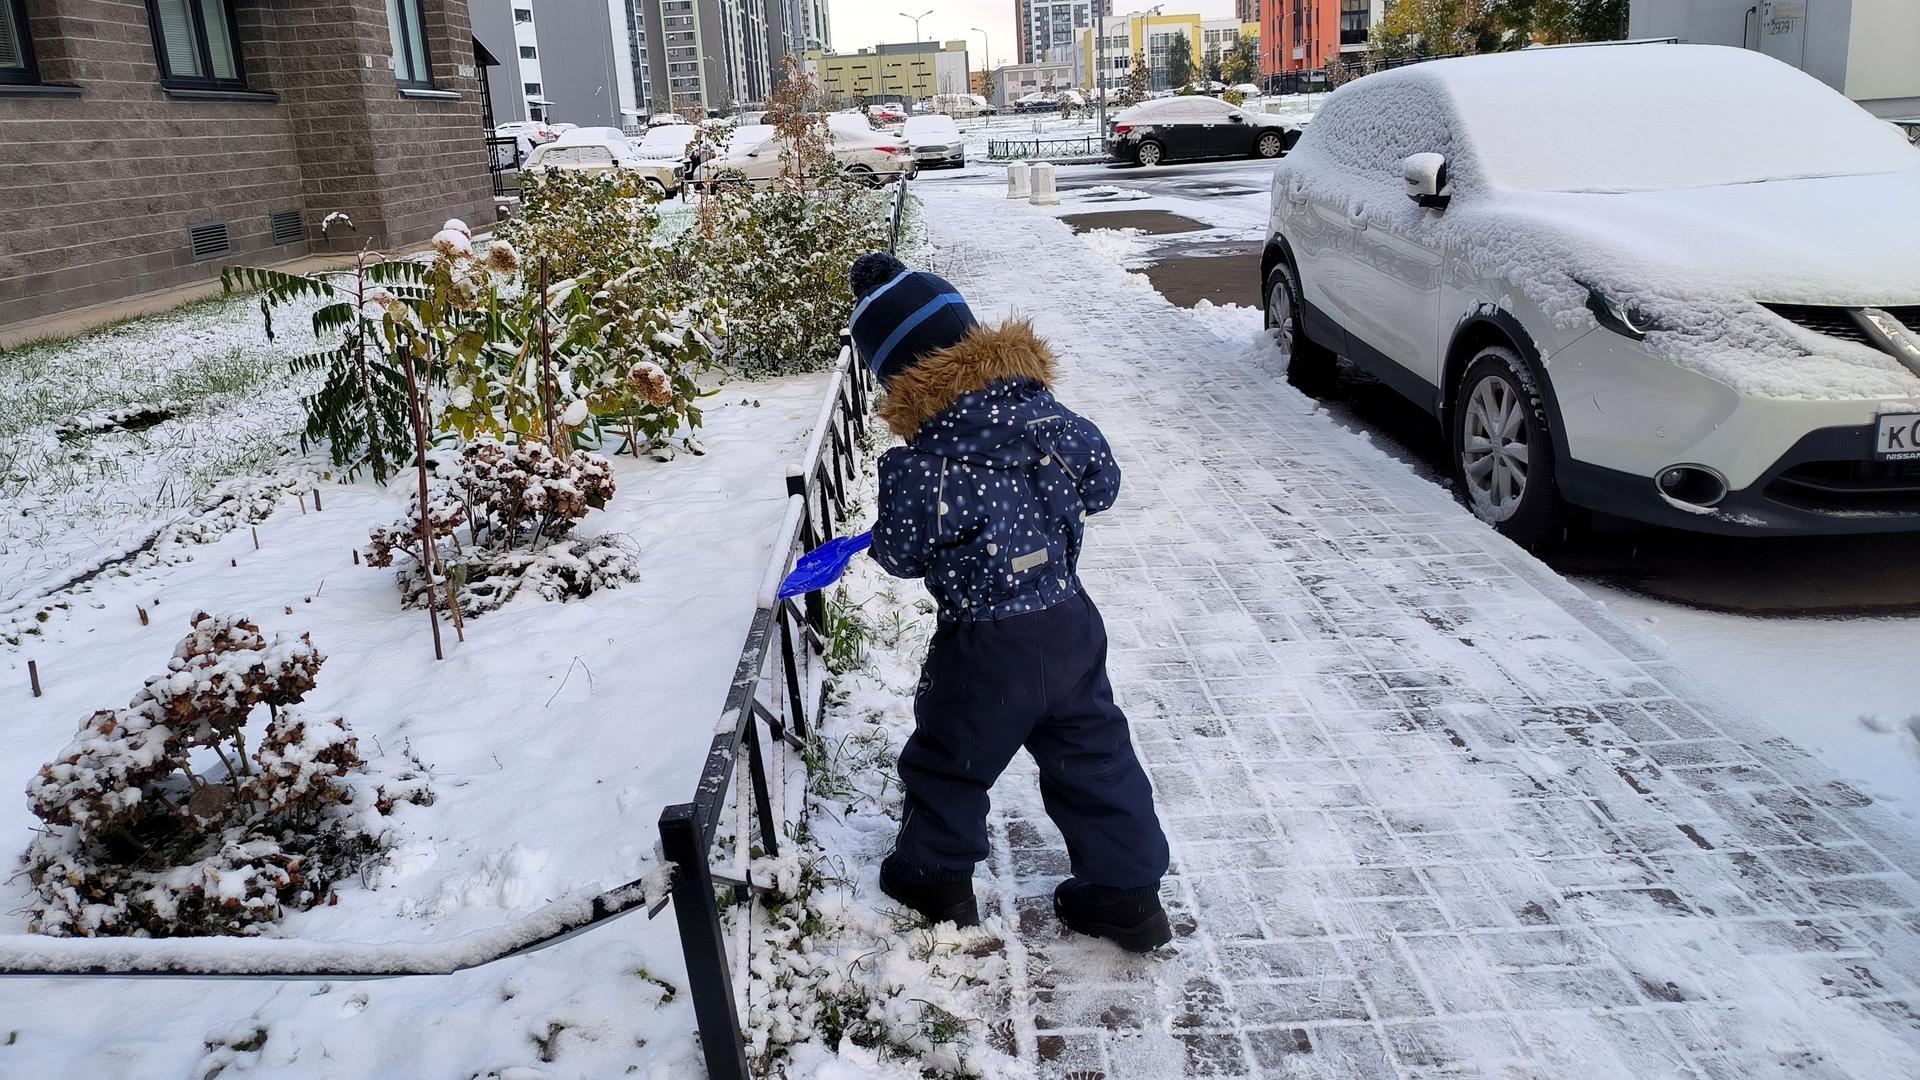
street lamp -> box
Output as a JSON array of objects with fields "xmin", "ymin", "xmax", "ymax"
[
  {"xmin": 970, "ymin": 26, "xmax": 989, "ymax": 107},
  {"xmin": 900, "ymin": 9, "xmax": 932, "ymax": 43}
]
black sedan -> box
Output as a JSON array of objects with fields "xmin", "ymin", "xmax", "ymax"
[{"xmin": 1106, "ymin": 97, "xmax": 1300, "ymax": 166}]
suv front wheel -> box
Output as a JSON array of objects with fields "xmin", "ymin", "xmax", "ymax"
[
  {"xmin": 1451, "ymin": 346, "xmax": 1567, "ymax": 548},
  {"xmin": 1263, "ymin": 261, "xmax": 1337, "ymax": 394}
]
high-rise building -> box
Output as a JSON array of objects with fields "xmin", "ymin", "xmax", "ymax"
[
  {"xmin": 1018, "ymin": 0, "xmax": 1109, "ymax": 65},
  {"xmin": 641, "ymin": 0, "xmax": 804, "ymax": 111},
  {"xmin": 1236, "ymin": 0, "xmax": 1260, "ymax": 25},
  {"xmin": 802, "ymin": 0, "xmax": 834, "ymax": 52}
]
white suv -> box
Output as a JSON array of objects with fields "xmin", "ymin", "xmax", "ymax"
[{"xmin": 1262, "ymin": 43, "xmax": 1920, "ymax": 544}]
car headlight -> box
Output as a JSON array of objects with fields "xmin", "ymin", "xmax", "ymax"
[{"xmin": 1580, "ymin": 281, "xmax": 1663, "ymax": 340}]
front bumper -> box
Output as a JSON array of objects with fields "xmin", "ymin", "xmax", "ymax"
[{"xmin": 1552, "ymin": 327, "xmax": 1920, "ymax": 534}]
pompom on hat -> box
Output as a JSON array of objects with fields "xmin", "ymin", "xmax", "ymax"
[{"xmin": 847, "ymin": 252, "xmax": 977, "ymax": 386}]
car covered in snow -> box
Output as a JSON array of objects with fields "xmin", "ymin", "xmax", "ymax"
[
  {"xmin": 903, "ymin": 113, "xmax": 965, "ymax": 168},
  {"xmin": 1262, "ymin": 43, "xmax": 1920, "ymax": 542},
  {"xmin": 523, "ymin": 128, "xmax": 684, "ymax": 194},
  {"xmin": 1107, "ymin": 96, "xmax": 1299, "ymax": 166},
  {"xmin": 689, "ymin": 121, "xmax": 914, "ymax": 190}
]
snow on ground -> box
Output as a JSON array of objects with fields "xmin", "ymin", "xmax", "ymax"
[
  {"xmin": 0, "ymin": 350, "xmax": 832, "ymax": 1074},
  {"xmin": 1586, "ymin": 583, "xmax": 1920, "ymax": 819},
  {"xmin": 795, "ymin": 187, "xmax": 1920, "ymax": 1078}
]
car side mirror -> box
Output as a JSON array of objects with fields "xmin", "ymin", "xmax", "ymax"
[
  {"xmin": 1403, "ymin": 152, "xmax": 1450, "ymax": 209},
  {"xmin": 1228, "ymin": 113, "xmax": 1245, "ymax": 123}
]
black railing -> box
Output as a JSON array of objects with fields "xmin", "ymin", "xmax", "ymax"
[
  {"xmin": 658, "ymin": 339, "xmax": 875, "ymax": 1080},
  {"xmin": 487, "ymin": 134, "xmax": 523, "ymax": 197},
  {"xmin": 987, "ymin": 135, "xmax": 1105, "ymax": 161}
]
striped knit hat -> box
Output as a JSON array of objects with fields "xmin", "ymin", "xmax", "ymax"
[{"xmin": 848, "ymin": 252, "xmax": 977, "ymax": 386}]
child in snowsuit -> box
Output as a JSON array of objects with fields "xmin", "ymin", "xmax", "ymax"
[{"xmin": 848, "ymin": 252, "xmax": 1173, "ymax": 953}]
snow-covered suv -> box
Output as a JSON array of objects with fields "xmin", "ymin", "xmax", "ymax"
[{"xmin": 1262, "ymin": 43, "xmax": 1920, "ymax": 544}]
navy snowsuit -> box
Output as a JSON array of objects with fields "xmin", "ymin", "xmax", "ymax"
[{"xmin": 870, "ymin": 321, "xmax": 1170, "ymax": 892}]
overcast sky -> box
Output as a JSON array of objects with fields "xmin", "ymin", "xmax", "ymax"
[{"xmin": 827, "ymin": 0, "xmax": 1240, "ymax": 71}]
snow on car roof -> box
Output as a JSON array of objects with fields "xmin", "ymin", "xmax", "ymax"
[
  {"xmin": 547, "ymin": 126, "xmax": 629, "ymax": 147},
  {"xmin": 1113, "ymin": 96, "xmax": 1233, "ymax": 124},
  {"xmin": 1398, "ymin": 43, "xmax": 1919, "ymax": 194},
  {"xmin": 903, "ymin": 114, "xmax": 959, "ymax": 136},
  {"xmin": 726, "ymin": 124, "xmax": 778, "ymax": 155},
  {"xmin": 634, "ymin": 124, "xmax": 698, "ymax": 156}
]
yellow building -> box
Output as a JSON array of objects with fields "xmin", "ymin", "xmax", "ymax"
[
  {"xmin": 1080, "ymin": 13, "xmax": 1259, "ymax": 91},
  {"xmin": 806, "ymin": 41, "xmax": 972, "ymax": 104}
]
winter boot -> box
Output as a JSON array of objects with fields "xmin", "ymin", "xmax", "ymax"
[
  {"xmin": 880, "ymin": 852, "xmax": 979, "ymax": 928},
  {"xmin": 1054, "ymin": 877, "xmax": 1172, "ymax": 953}
]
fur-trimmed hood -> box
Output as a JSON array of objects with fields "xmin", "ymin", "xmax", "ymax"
[{"xmin": 877, "ymin": 318, "xmax": 1057, "ymax": 440}]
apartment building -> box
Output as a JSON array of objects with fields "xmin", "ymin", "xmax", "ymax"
[
  {"xmin": 810, "ymin": 40, "xmax": 970, "ymax": 105},
  {"xmin": 639, "ymin": 0, "xmax": 804, "ymax": 111},
  {"xmin": 1261, "ymin": 0, "xmax": 1383, "ymax": 75},
  {"xmin": 0, "ymin": 0, "xmax": 496, "ymax": 329},
  {"xmin": 1017, "ymin": 0, "xmax": 1108, "ymax": 64}
]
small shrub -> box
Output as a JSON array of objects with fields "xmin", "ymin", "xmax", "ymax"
[
  {"xmin": 365, "ymin": 439, "xmax": 636, "ymax": 617},
  {"xmin": 24, "ymin": 613, "xmax": 427, "ymax": 937}
]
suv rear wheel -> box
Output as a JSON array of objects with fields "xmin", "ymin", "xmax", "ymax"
[
  {"xmin": 1452, "ymin": 346, "xmax": 1568, "ymax": 548},
  {"xmin": 1264, "ymin": 261, "xmax": 1336, "ymax": 394}
]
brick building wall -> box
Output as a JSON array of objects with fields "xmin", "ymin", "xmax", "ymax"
[{"xmin": 0, "ymin": 0, "xmax": 496, "ymax": 328}]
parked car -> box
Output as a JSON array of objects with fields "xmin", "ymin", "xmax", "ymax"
[
  {"xmin": 691, "ymin": 122, "xmax": 914, "ymax": 189},
  {"xmin": 647, "ymin": 112, "xmax": 689, "ymax": 128},
  {"xmin": 1262, "ymin": 43, "xmax": 1920, "ymax": 542},
  {"xmin": 524, "ymin": 129, "xmax": 683, "ymax": 194},
  {"xmin": 1230, "ymin": 82, "xmax": 1262, "ymax": 98},
  {"xmin": 633, "ymin": 123, "xmax": 699, "ymax": 161},
  {"xmin": 903, "ymin": 113, "xmax": 965, "ymax": 168},
  {"xmin": 867, "ymin": 102, "xmax": 908, "ymax": 125},
  {"xmin": 1107, "ymin": 96, "xmax": 1298, "ymax": 166}
]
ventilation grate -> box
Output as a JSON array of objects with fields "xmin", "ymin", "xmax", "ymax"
[
  {"xmin": 188, "ymin": 221, "xmax": 232, "ymax": 261},
  {"xmin": 269, "ymin": 209, "xmax": 305, "ymax": 246},
  {"xmin": 1763, "ymin": 303, "xmax": 1872, "ymax": 346}
]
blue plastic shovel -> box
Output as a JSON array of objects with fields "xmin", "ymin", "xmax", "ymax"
[{"xmin": 777, "ymin": 531, "xmax": 873, "ymax": 599}]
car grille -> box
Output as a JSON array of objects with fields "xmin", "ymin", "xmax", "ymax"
[
  {"xmin": 914, "ymin": 145, "xmax": 949, "ymax": 154},
  {"xmin": 1764, "ymin": 304, "xmax": 1920, "ymax": 350},
  {"xmin": 1766, "ymin": 458, "xmax": 1920, "ymax": 514}
]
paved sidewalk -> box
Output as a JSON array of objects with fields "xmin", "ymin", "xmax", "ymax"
[{"xmin": 922, "ymin": 190, "xmax": 1920, "ymax": 1079}]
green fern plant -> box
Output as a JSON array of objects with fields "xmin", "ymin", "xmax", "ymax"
[{"xmin": 222, "ymin": 245, "xmax": 430, "ymax": 485}]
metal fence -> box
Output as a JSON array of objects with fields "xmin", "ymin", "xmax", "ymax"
[
  {"xmin": 659, "ymin": 340, "xmax": 874, "ymax": 1080},
  {"xmin": 986, "ymin": 135, "xmax": 1105, "ymax": 161}
]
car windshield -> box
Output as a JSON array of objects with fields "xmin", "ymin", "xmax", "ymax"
[{"xmin": 1439, "ymin": 44, "xmax": 1919, "ymax": 193}]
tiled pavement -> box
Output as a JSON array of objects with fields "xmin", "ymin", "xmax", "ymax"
[{"xmin": 923, "ymin": 190, "xmax": 1920, "ymax": 1079}]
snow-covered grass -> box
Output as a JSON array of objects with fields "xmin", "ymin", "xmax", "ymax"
[{"xmin": 0, "ymin": 292, "xmax": 323, "ymax": 616}]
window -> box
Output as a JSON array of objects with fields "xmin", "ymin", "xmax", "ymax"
[
  {"xmin": 1, "ymin": 0, "xmax": 37, "ymax": 85},
  {"xmin": 386, "ymin": 0, "xmax": 432, "ymax": 87},
  {"xmin": 1340, "ymin": 0, "xmax": 1370, "ymax": 46},
  {"xmin": 519, "ymin": 45, "xmax": 536, "ymax": 59},
  {"xmin": 523, "ymin": 81, "xmax": 540, "ymax": 95},
  {"xmin": 514, "ymin": 7, "xmax": 533, "ymax": 23},
  {"xmin": 146, "ymin": 0, "xmax": 246, "ymax": 89}
]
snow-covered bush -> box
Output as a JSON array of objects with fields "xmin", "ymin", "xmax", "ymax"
[
  {"xmin": 498, "ymin": 169, "xmax": 662, "ymax": 283},
  {"xmin": 365, "ymin": 439, "xmax": 636, "ymax": 617},
  {"xmin": 23, "ymin": 613, "xmax": 428, "ymax": 937},
  {"xmin": 693, "ymin": 180, "xmax": 893, "ymax": 377}
]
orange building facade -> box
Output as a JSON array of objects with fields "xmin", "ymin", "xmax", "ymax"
[{"xmin": 1261, "ymin": 0, "xmax": 1382, "ymax": 76}]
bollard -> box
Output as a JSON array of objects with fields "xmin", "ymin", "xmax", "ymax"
[
  {"xmin": 1006, "ymin": 161, "xmax": 1031, "ymax": 200},
  {"xmin": 1029, "ymin": 161, "xmax": 1060, "ymax": 206}
]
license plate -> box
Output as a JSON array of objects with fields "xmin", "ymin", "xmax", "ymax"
[{"xmin": 1876, "ymin": 412, "xmax": 1920, "ymax": 460}]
